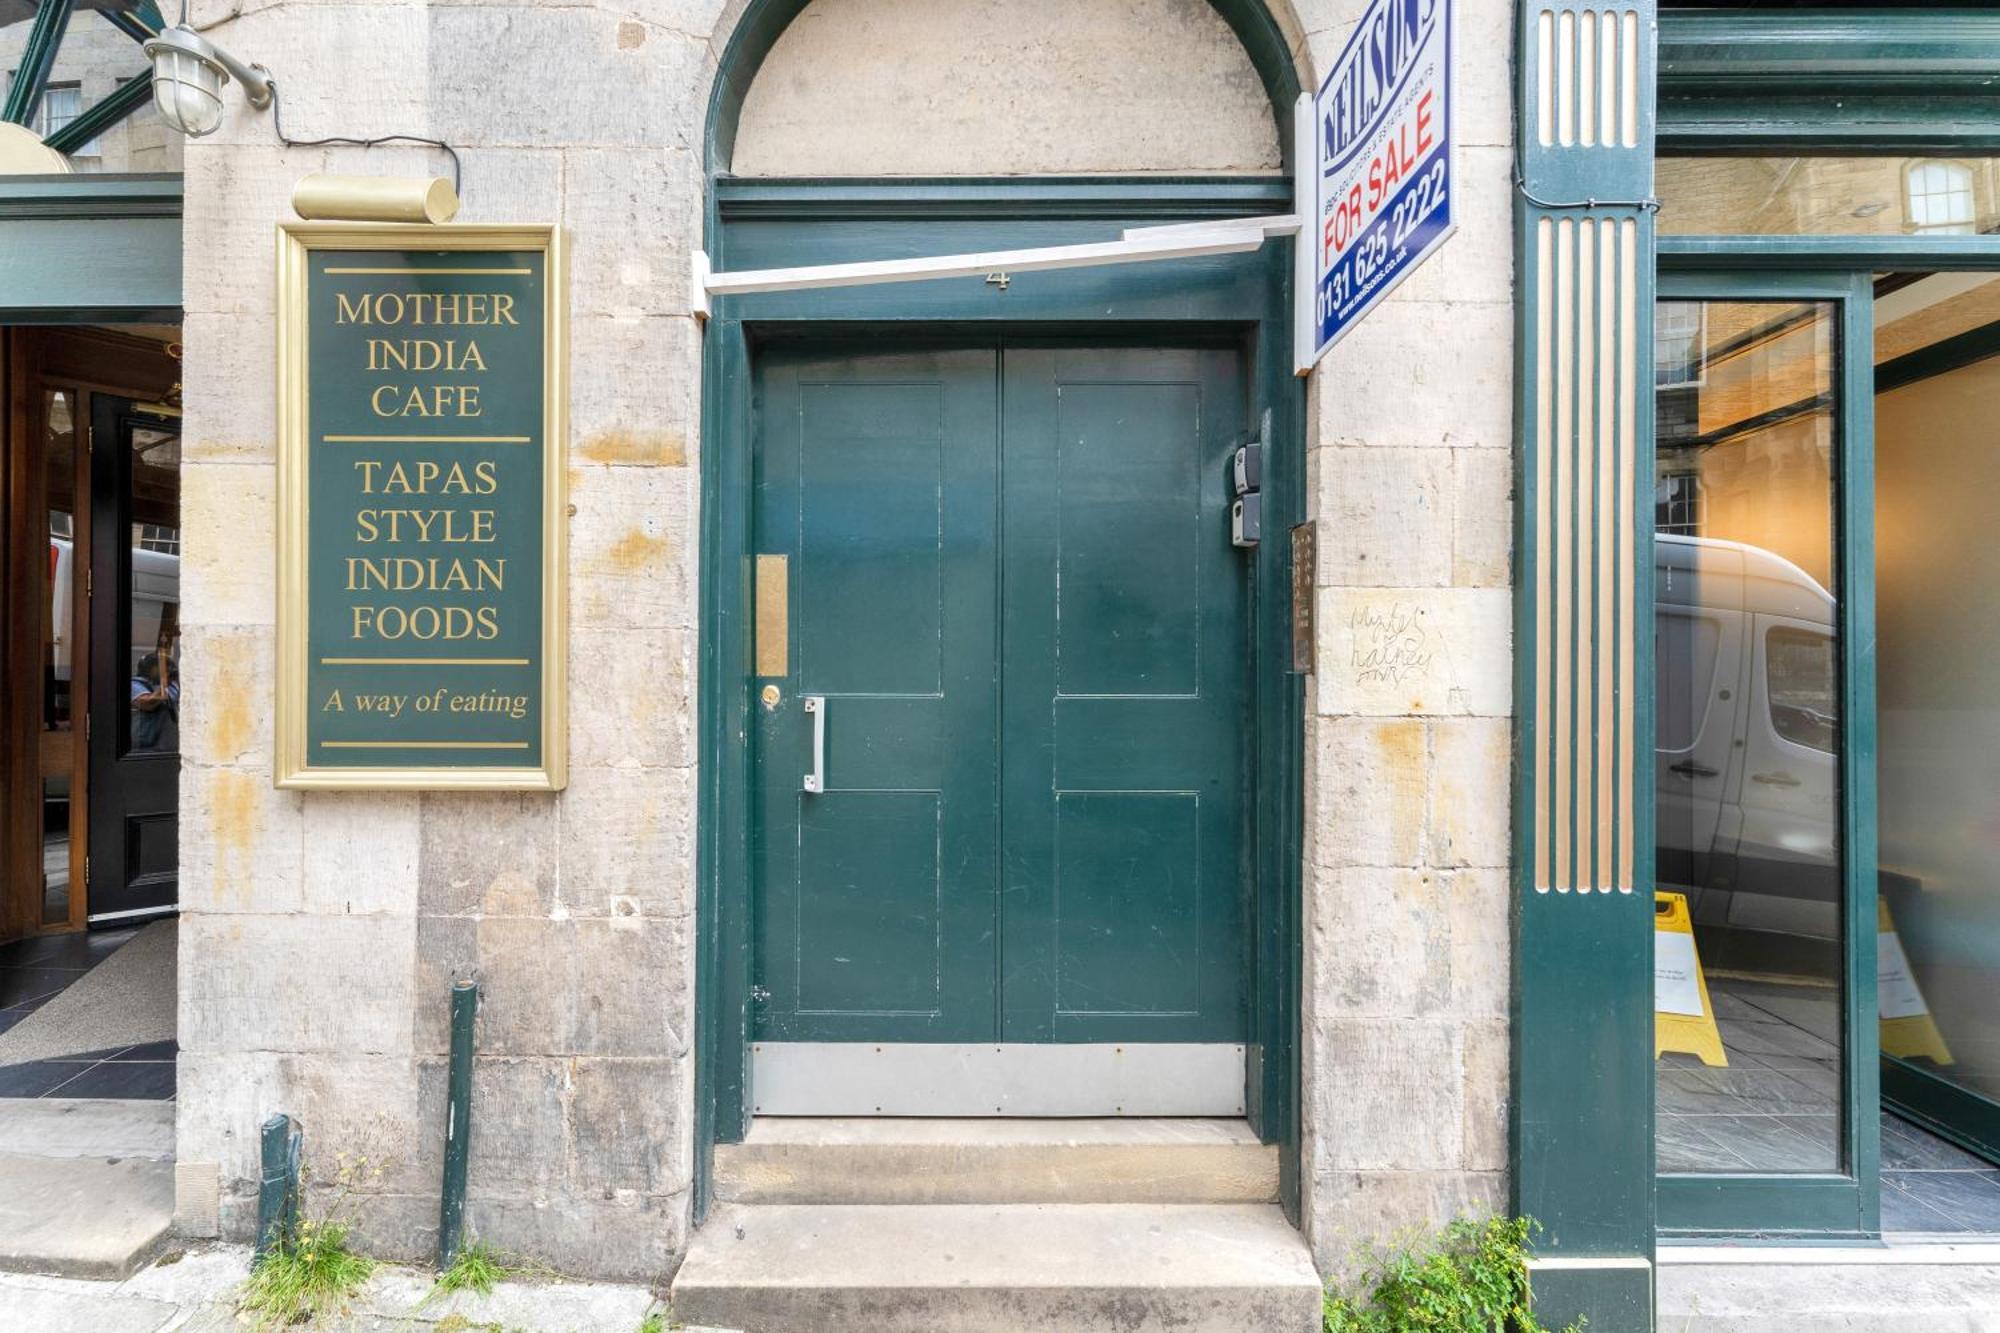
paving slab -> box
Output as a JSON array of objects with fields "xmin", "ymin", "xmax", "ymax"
[
  {"xmin": 0, "ymin": 1151, "xmax": 173, "ymax": 1279},
  {"xmin": 1660, "ymin": 1258, "xmax": 2000, "ymax": 1331},
  {"xmin": 0, "ymin": 1097, "xmax": 173, "ymax": 1160}
]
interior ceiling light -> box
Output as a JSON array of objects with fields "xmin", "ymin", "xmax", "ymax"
[{"xmin": 143, "ymin": 3, "xmax": 272, "ymax": 139}]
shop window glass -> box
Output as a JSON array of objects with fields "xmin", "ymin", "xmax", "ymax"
[
  {"xmin": 1654, "ymin": 298, "xmax": 1844, "ymax": 1176},
  {"xmin": 1660, "ymin": 156, "xmax": 2000, "ymax": 236},
  {"xmin": 1877, "ymin": 270, "xmax": 2000, "ymax": 1116},
  {"xmin": 40, "ymin": 390, "xmax": 77, "ymax": 926}
]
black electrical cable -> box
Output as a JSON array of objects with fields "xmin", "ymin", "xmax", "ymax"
[{"xmin": 269, "ymin": 80, "xmax": 463, "ymax": 198}]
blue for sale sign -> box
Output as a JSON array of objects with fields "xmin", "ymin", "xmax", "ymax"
[{"xmin": 1308, "ymin": 0, "xmax": 1454, "ymax": 361}]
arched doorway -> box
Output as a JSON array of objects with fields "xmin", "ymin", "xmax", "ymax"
[{"xmin": 687, "ymin": 15, "xmax": 1317, "ymax": 1320}]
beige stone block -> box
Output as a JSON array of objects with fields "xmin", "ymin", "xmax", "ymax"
[
  {"xmin": 418, "ymin": 790, "xmax": 559, "ymax": 918},
  {"xmin": 179, "ymin": 626, "xmax": 273, "ymax": 768},
  {"xmin": 200, "ymin": 4, "xmax": 430, "ymax": 151},
  {"xmin": 570, "ymin": 918, "xmax": 691, "ymax": 1057},
  {"xmin": 1315, "ymin": 587, "xmax": 1511, "ymax": 717},
  {"xmin": 558, "ymin": 765, "xmax": 696, "ymax": 920},
  {"xmin": 1309, "ymin": 1018, "xmax": 1461, "ymax": 1172},
  {"xmin": 1315, "ymin": 448, "xmax": 1452, "ymax": 588},
  {"xmin": 570, "ymin": 1056, "xmax": 691, "ymax": 1194},
  {"xmin": 343, "ymin": 144, "xmax": 565, "ymax": 226},
  {"xmin": 569, "ymin": 315, "xmax": 700, "ymax": 467},
  {"xmin": 179, "ymin": 913, "xmax": 417, "ymax": 1056},
  {"xmin": 1311, "ymin": 867, "xmax": 1450, "ymax": 1019},
  {"xmin": 1445, "ymin": 868, "xmax": 1511, "ymax": 1020},
  {"xmin": 569, "ymin": 625, "xmax": 696, "ymax": 769},
  {"xmin": 429, "ymin": 6, "xmax": 710, "ymax": 149},
  {"xmin": 182, "ymin": 144, "xmax": 328, "ymax": 316},
  {"xmin": 301, "ymin": 792, "xmax": 421, "ymax": 916},
  {"xmin": 176, "ymin": 1051, "xmax": 430, "ymax": 1197},
  {"xmin": 569, "ymin": 463, "xmax": 697, "ymax": 630},
  {"xmin": 181, "ymin": 463, "xmax": 275, "ymax": 627},
  {"xmin": 1315, "ymin": 301, "xmax": 1512, "ymax": 451},
  {"xmin": 1311, "ymin": 717, "xmax": 1428, "ymax": 868},
  {"xmin": 732, "ymin": 0, "xmax": 1279, "ymax": 176},
  {"xmin": 1430, "ymin": 716, "xmax": 1511, "ymax": 868},
  {"xmin": 450, "ymin": 1056, "xmax": 569, "ymax": 1194},
  {"xmin": 1450, "ymin": 446, "xmax": 1513, "ymax": 589},
  {"xmin": 566, "ymin": 147, "xmax": 701, "ymax": 318},
  {"xmin": 465, "ymin": 1189, "xmax": 688, "ymax": 1284},
  {"xmin": 180, "ymin": 313, "xmax": 274, "ymax": 464},
  {"xmin": 1309, "ymin": 1169, "xmax": 1507, "ymax": 1280},
  {"xmin": 180, "ymin": 766, "xmax": 303, "ymax": 915},
  {"xmin": 1462, "ymin": 1017, "xmax": 1510, "ymax": 1172}
]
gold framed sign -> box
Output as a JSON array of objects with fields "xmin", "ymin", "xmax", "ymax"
[{"xmin": 276, "ymin": 223, "xmax": 567, "ymax": 790}]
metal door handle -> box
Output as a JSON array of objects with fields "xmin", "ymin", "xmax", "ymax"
[
  {"xmin": 802, "ymin": 695, "xmax": 825, "ymax": 793},
  {"xmin": 1751, "ymin": 771, "xmax": 1801, "ymax": 788},
  {"xmin": 1670, "ymin": 761, "xmax": 1719, "ymax": 779}
]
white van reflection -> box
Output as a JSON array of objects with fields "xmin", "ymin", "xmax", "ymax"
[
  {"xmin": 46, "ymin": 535, "xmax": 182, "ymax": 756},
  {"xmin": 1656, "ymin": 533, "xmax": 1839, "ymax": 947}
]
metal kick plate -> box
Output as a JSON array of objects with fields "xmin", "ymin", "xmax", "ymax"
[
  {"xmin": 750, "ymin": 1043, "xmax": 1247, "ymax": 1116},
  {"xmin": 755, "ymin": 554, "xmax": 788, "ymax": 677}
]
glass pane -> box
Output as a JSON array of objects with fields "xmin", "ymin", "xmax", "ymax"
[
  {"xmin": 40, "ymin": 391, "xmax": 76, "ymax": 926},
  {"xmin": 127, "ymin": 424, "xmax": 181, "ymax": 755},
  {"xmin": 1654, "ymin": 299, "xmax": 1844, "ymax": 1175},
  {"xmin": 1660, "ymin": 157, "xmax": 2000, "ymax": 237},
  {"xmin": 1877, "ymin": 271, "xmax": 2000, "ymax": 1113}
]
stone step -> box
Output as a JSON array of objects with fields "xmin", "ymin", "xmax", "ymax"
[
  {"xmin": 669, "ymin": 1202, "xmax": 1322, "ymax": 1333},
  {"xmin": 713, "ymin": 1117, "xmax": 1277, "ymax": 1205},
  {"xmin": 0, "ymin": 1099, "xmax": 174, "ymax": 1280}
]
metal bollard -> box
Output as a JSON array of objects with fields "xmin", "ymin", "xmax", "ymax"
[
  {"xmin": 437, "ymin": 979, "xmax": 479, "ymax": 1270},
  {"xmin": 255, "ymin": 1113, "xmax": 302, "ymax": 1261}
]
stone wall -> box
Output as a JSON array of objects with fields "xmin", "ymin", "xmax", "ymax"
[{"xmin": 168, "ymin": 0, "xmax": 1515, "ymax": 1284}]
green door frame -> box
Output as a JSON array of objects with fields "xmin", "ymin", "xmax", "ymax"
[
  {"xmin": 691, "ymin": 177, "xmax": 1308, "ymax": 1221},
  {"xmin": 691, "ymin": 0, "xmax": 1311, "ymax": 1226},
  {"xmin": 0, "ymin": 175, "xmax": 182, "ymax": 323},
  {"xmin": 1650, "ymin": 264, "xmax": 1879, "ymax": 1239}
]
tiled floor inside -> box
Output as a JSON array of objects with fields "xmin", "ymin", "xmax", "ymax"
[
  {"xmin": 0, "ymin": 927, "xmax": 177, "ymax": 1100},
  {"xmin": 1660, "ymin": 973, "xmax": 2000, "ymax": 1234}
]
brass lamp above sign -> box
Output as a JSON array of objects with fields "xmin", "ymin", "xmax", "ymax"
[{"xmin": 275, "ymin": 223, "xmax": 567, "ymax": 790}]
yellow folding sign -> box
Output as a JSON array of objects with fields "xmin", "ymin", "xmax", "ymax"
[
  {"xmin": 1655, "ymin": 891, "xmax": 1727, "ymax": 1068},
  {"xmin": 1878, "ymin": 898, "xmax": 1952, "ymax": 1066}
]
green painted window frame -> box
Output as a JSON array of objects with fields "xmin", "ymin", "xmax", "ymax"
[{"xmin": 1650, "ymin": 264, "xmax": 1879, "ymax": 1241}]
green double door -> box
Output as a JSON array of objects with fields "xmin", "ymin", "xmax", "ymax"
[{"xmin": 750, "ymin": 337, "xmax": 1252, "ymax": 1115}]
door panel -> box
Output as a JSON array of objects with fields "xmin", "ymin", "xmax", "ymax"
[
  {"xmin": 1001, "ymin": 344, "xmax": 1250, "ymax": 1045},
  {"xmin": 87, "ymin": 397, "xmax": 180, "ymax": 921},
  {"xmin": 750, "ymin": 336, "xmax": 1252, "ymax": 1105},
  {"xmin": 752, "ymin": 344, "xmax": 1000, "ymax": 1042}
]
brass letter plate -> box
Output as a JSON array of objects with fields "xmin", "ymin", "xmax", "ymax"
[
  {"xmin": 755, "ymin": 554, "xmax": 788, "ymax": 677},
  {"xmin": 1290, "ymin": 522, "xmax": 1316, "ymax": 675}
]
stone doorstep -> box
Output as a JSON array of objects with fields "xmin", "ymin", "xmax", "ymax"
[
  {"xmin": 0, "ymin": 1152, "xmax": 174, "ymax": 1281},
  {"xmin": 0, "ymin": 1097, "xmax": 174, "ymax": 1161},
  {"xmin": 714, "ymin": 1116, "xmax": 1279, "ymax": 1205},
  {"xmin": 670, "ymin": 1202, "xmax": 1323, "ymax": 1333},
  {"xmin": 1658, "ymin": 1258, "xmax": 2000, "ymax": 1332}
]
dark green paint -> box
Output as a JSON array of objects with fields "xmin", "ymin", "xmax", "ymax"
[
  {"xmin": 438, "ymin": 980, "xmax": 477, "ymax": 1270},
  {"xmin": 44, "ymin": 75, "xmax": 153, "ymax": 155},
  {"xmin": 1510, "ymin": 1, "xmax": 1658, "ymax": 1315},
  {"xmin": 749, "ymin": 340, "xmax": 1251, "ymax": 1047},
  {"xmin": 1659, "ymin": 9, "xmax": 2000, "ymax": 151},
  {"xmin": 693, "ymin": 182, "xmax": 1304, "ymax": 1225},
  {"xmin": 1876, "ymin": 318, "xmax": 2000, "ymax": 394},
  {"xmin": 255, "ymin": 1113, "xmax": 302, "ymax": 1260},
  {"xmin": 1882, "ymin": 1057, "xmax": 2000, "ymax": 1168},
  {"xmin": 0, "ymin": 175, "xmax": 179, "ymax": 322},
  {"xmin": 1651, "ymin": 268, "xmax": 1881, "ymax": 1241},
  {"xmin": 2, "ymin": 0, "xmax": 76, "ymax": 128},
  {"xmin": 302, "ymin": 250, "xmax": 546, "ymax": 770},
  {"xmin": 1000, "ymin": 343, "xmax": 1250, "ymax": 1044}
]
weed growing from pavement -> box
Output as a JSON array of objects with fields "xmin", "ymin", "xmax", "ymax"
[
  {"xmin": 433, "ymin": 1238, "xmax": 512, "ymax": 1299},
  {"xmin": 238, "ymin": 1216, "xmax": 376, "ymax": 1329},
  {"xmin": 636, "ymin": 1311, "xmax": 671, "ymax": 1333},
  {"xmin": 1321, "ymin": 1216, "xmax": 1584, "ymax": 1333}
]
